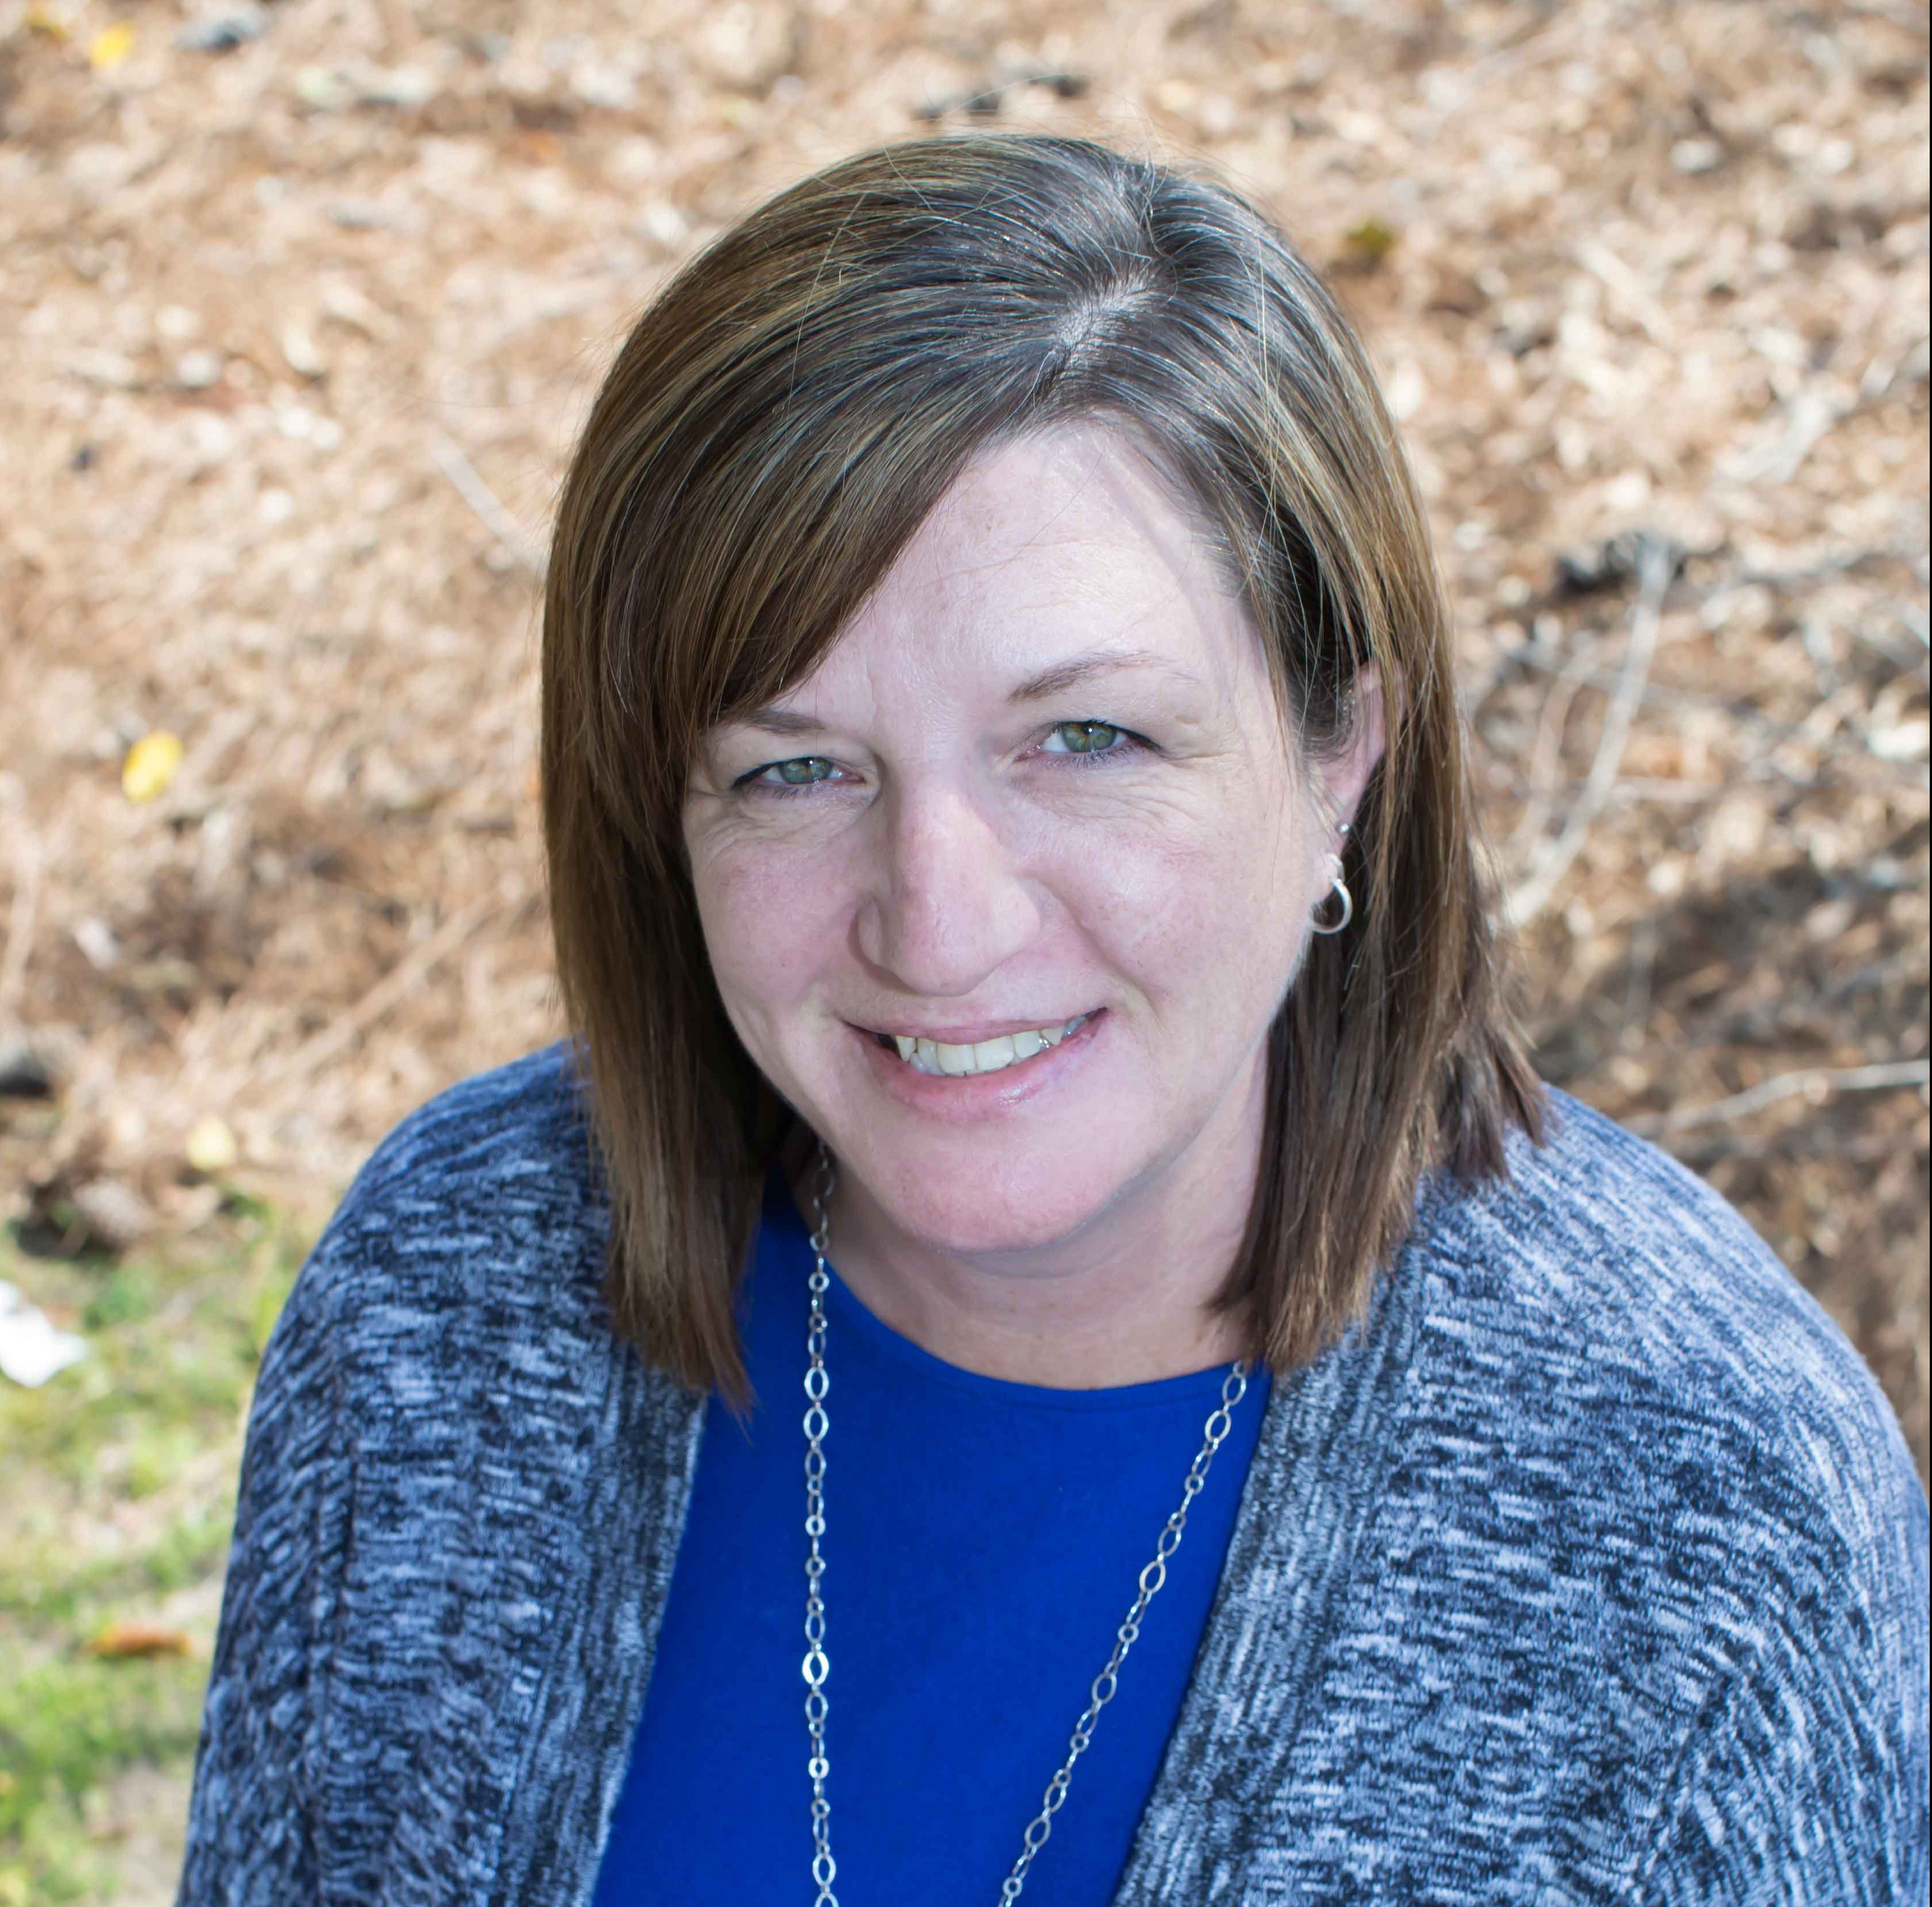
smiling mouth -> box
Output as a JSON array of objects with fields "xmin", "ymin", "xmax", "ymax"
[{"xmin": 870, "ymin": 1012, "xmax": 1096, "ymax": 1078}]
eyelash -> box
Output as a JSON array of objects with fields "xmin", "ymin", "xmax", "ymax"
[{"xmin": 732, "ymin": 721, "xmax": 1150, "ymax": 798}]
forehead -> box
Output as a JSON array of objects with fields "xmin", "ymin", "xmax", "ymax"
[{"xmin": 809, "ymin": 419, "xmax": 1264, "ymax": 703}]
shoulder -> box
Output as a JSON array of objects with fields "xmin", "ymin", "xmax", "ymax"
[
  {"xmin": 270, "ymin": 1041, "xmax": 617, "ymax": 1428},
  {"xmin": 1399, "ymin": 1085, "xmax": 1926, "ymax": 1643},
  {"xmin": 1415, "ymin": 1089, "xmax": 1910, "ymax": 1478},
  {"xmin": 321, "ymin": 1039, "xmax": 602, "ymax": 1244},
  {"xmin": 299, "ymin": 1041, "xmax": 605, "ymax": 1302},
  {"xmin": 1346, "ymin": 1091, "xmax": 1930, "ymax": 1869}
]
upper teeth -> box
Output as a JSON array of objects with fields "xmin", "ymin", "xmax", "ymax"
[{"xmin": 891, "ymin": 1016, "xmax": 1089, "ymax": 1077}]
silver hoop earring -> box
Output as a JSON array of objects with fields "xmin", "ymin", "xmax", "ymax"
[
  {"xmin": 1305, "ymin": 854, "xmax": 1352, "ymax": 935},
  {"xmin": 1311, "ymin": 850, "xmax": 1353, "ymax": 936}
]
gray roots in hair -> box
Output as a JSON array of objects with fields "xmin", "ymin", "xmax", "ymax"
[{"xmin": 541, "ymin": 132, "xmax": 1544, "ymax": 1402}]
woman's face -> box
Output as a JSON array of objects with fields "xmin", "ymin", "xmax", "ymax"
[{"xmin": 684, "ymin": 420, "xmax": 1380, "ymax": 1260}]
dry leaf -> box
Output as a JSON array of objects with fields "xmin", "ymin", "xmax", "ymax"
[
  {"xmin": 122, "ymin": 731, "xmax": 184, "ymax": 803},
  {"xmin": 85, "ymin": 1623, "xmax": 193, "ymax": 1659},
  {"xmin": 88, "ymin": 22, "xmax": 138, "ymax": 70}
]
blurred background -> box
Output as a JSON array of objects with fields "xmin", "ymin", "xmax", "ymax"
[{"xmin": 0, "ymin": 0, "xmax": 1926, "ymax": 1895}]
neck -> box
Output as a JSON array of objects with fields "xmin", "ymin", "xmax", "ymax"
[{"xmin": 804, "ymin": 1052, "xmax": 1265, "ymax": 1390}]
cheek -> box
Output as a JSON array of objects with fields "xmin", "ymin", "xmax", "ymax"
[
  {"xmin": 689, "ymin": 835, "xmax": 851, "ymax": 1033},
  {"xmin": 1054, "ymin": 788, "xmax": 1312, "ymax": 1007}
]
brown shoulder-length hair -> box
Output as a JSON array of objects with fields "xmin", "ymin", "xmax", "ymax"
[{"xmin": 542, "ymin": 132, "xmax": 1543, "ymax": 1399}]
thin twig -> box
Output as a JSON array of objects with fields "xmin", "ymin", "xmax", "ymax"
[
  {"xmin": 1722, "ymin": 385, "xmax": 1845, "ymax": 488},
  {"xmin": 1733, "ymin": 542, "xmax": 1920, "ymax": 593},
  {"xmin": 275, "ymin": 897, "xmax": 498, "ymax": 1082},
  {"xmin": 1631, "ymin": 1059, "xmax": 1931, "ymax": 1136},
  {"xmin": 430, "ymin": 433, "xmax": 547, "ymax": 578},
  {"xmin": 1502, "ymin": 632, "xmax": 1618, "ymax": 860},
  {"xmin": 1463, "ymin": 539, "xmax": 1920, "ymax": 718},
  {"xmin": 1506, "ymin": 536, "xmax": 1674, "ymax": 927}
]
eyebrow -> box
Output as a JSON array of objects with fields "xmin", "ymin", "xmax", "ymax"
[
  {"xmin": 1007, "ymin": 647, "xmax": 1204, "ymax": 704},
  {"xmin": 725, "ymin": 647, "xmax": 1203, "ymax": 737},
  {"xmin": 733, "ymin": 707, "xmax": 829, "ymax": 738}
]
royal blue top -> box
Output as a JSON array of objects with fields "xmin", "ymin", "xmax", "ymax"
[{"xmin": 589, "ymin": 1174, "xmax": 1272, "ymax": 1907}]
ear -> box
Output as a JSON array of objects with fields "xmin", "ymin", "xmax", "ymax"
[{"xmin": 1317, "ymin": 665, "xmax": 1386, "ymax": 833}]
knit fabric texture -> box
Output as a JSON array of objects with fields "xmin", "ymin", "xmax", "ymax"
[{"xmin": 176, "ymin": 1043, "xmax": 1930, "ymax": 1905}]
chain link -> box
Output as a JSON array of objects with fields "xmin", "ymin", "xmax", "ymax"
[
  {"xmin": 803, "ymin": 1146, "xmax": 838, "ymax": 1907},
  {"xmin": 802, "ymin": 1149, "xmax": 1251, "ymax": 1906}
]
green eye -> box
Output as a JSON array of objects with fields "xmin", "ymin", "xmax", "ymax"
[
  {"xmin": 765, "ymin": 756, "xmax": 837, "ymax": 786},
  {"xmin": 1046, "ymin": 720, "xmax": 1123, "ymax": 755}
]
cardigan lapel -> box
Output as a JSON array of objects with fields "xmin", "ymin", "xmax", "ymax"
[
  {"xmin": 335, "ymin": 1235, "xmax": 708, "ymax": 1907},
  {"xmin": 483, "ymin": 1353, "xmax": 707, "ymax": 1907},
  {"xmin": 1110, "ymin": 1244, "xmax": 1422, "ymax": 1902}
]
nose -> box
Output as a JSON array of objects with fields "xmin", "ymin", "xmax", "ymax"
[{"xmin": 853, "ymin": 777, "xmax": 1044, "ymax": 998}]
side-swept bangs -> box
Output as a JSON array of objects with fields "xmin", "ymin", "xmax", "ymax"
[{"xmin": 542, "ymin": 132, "xmax": 1542, "ymax": 1399}]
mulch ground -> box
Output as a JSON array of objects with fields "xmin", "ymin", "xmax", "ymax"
[{"xmin": 1, "ymin": 0, "xmax": 1926, "ymax": 1474}]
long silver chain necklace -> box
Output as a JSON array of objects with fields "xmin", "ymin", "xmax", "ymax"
[{"xmin": 801, "ymin": 1149, "xmax": 1252, "ymax": 1906}]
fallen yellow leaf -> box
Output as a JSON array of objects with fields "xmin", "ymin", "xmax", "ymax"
[
  {"xmin": 89, "ymin": 21, "xmax": 136, "ymax": 69},
  {"xmin": 85, "ymin": 1622, "xmax": 193, "ymax": 1659},
  {"xmin": 122, "ymin": 730, "xmax": 183, "ymax": 803}
]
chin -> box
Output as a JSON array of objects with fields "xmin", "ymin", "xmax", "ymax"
[{"xmin": 856, "ymin": 1138, "xmax": 1133, "ymax": 1257}]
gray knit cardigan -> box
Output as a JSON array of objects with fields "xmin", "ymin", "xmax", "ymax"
[{"xmin": 177, "ymin": 1045, "xmax": 1929, "ymax": 1905}]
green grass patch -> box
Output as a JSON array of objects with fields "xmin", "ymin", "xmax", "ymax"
[{"xmin": 0, "ymin": 1196, "xmax": 312, "ymax": 1903}]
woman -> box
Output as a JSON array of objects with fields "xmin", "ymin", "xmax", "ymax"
[{"xmin": 178, "ymin": 135, "xmax": 1927, "ymax": 1905}]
